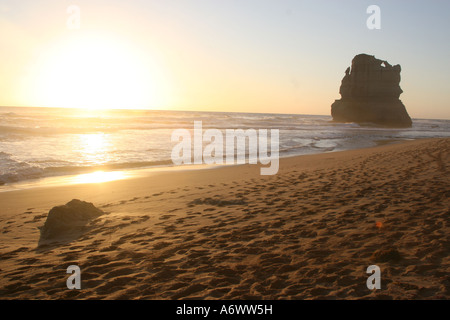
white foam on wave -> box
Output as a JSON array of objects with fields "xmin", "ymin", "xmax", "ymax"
[{"xmin": 1, "ymin": 107, "xmax": 449, "ymax": 186}]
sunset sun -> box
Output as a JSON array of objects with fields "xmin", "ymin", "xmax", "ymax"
[{"xmin": 33, "ymin": 32, "xmax": 168, "ymax": 110}]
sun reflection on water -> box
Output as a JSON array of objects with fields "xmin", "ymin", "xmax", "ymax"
[
  {"xmin": 71, "ymin": 170, "xmax": 127, "ymax": 184},
  {"xmin": 78, "ymin": 133, "xmax": 111, "ymax": 164}
]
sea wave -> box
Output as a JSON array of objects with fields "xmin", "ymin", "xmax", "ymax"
[
  {"xmin": 1, "ymin": 107, "xmax": 449, "ymax": 186},
  {"xmin": 0, "ymin": 159, "xmax": 175, "ymax": 185}
]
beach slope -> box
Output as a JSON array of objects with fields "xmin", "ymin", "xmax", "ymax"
[{"xmin": 0, "ymin": 138, "xmax": 448, "ymax": 299}]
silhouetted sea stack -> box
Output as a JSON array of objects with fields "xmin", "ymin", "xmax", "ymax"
[{"xmin": 331, "ymin": 54, "xmax": 412, "ymax": 128}]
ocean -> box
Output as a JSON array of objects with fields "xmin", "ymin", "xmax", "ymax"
[{"xmin": 1, "ymin": 106, "xmax": 449, "ymax": 189}]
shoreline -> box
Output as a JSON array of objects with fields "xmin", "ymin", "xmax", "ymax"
[
  {"xmin": 0, "ymin": 137, "xmax": 448, "ymax": 299},
  {"xmin": 0, "ymin": 137, "xmax": 426, "ymax": 206},
  {"xmin": 0, "ymin": 137, "xmax": 443, "ymax": 217},
  {"xmin": 0, "ymin": 137, "xmax": 417, "ymax": 193}
]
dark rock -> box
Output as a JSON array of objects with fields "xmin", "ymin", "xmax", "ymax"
[
  {"xmin": 331, "ymin": 54, "xmax": 412, "ymax": 127},
  {"xmin": 39, "ymin": 199, "xmax": 104, "ymax": 241}
]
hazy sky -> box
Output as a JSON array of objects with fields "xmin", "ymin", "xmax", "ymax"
[{"xmin": 1, "ymin": 0, "xmax": 449, "ymax": 118}]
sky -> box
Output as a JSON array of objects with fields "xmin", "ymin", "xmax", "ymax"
[{"xmin": 0, "ymin": 0, "xmax": 449, "ymax": 119}]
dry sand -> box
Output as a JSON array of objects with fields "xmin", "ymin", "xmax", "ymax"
[{"xmin": 0, "ymin": 138, "xmax": 448, "ymax": 300}]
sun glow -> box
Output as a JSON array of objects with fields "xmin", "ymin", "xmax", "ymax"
[
  {"xmin": 72, "ymin": 170, "xmax": 127, "ymax": 184},
  {"xmin": 78, "ymin": 133, "xmax": 111, "ymax": 164},
  {"xmin": 32, "ymin": 32, "xmax": 170, "ymax": 110}
]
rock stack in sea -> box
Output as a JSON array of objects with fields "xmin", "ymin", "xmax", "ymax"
[{"xmin": 331, "ymin": 54, "xmax": 412, "ymax": 128}]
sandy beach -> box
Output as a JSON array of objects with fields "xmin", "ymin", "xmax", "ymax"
[{"xmin": 0, "ymin": 138, "xmax": 448, "ymax": 299}]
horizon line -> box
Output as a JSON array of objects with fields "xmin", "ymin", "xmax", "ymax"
[{"xmin": 1, "ymin": 105, "xmax": 449, "ymax": 121}]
